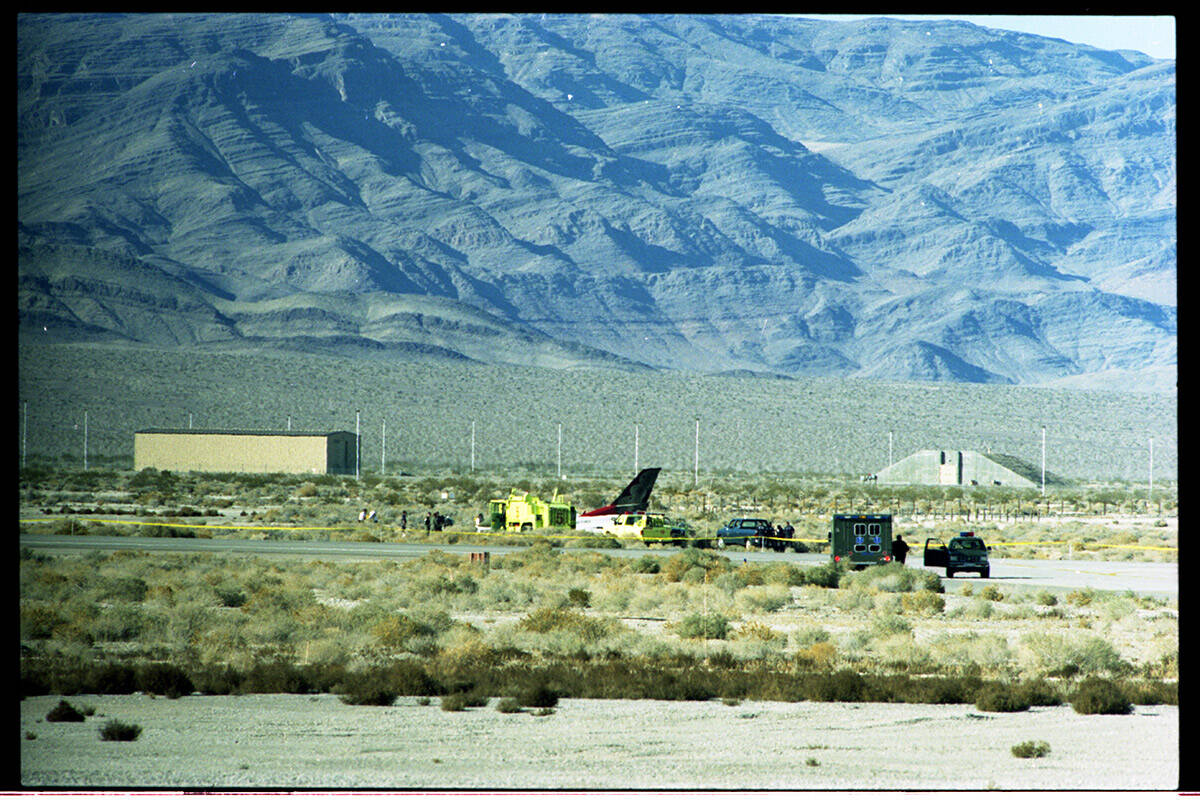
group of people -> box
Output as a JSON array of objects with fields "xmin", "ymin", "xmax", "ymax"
[
  {"xmin": 423, "ymin": 511, "xmax": 451, "ymax": 532},
  {"xmin": 769, "ymin": 521, "xmax": 796, "ymax": 540},
  {"xmin": 356, "ymin": 508, "xmax": 451, "ymax": 533}
]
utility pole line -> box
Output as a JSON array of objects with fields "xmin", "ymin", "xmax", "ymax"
[
  {"xmin": 381, "ymin": 421, "xmax": 386, "ymax": 474},
  {"xmin": 694, "ymin": 418, "xmax": 700, "ymax": 487},
  {"xmin": 355, "ymin": 410, "xmax": 360, "ymax": 480},
  {"xmin": 83, "ymin": 411, "xmax": 88, "ymax": 471},
  {"xmin": 471, "ymin": 421, "xmax": 476, "ymax": 473}
]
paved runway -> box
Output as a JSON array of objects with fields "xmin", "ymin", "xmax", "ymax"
[{"xmin": 18, "ymin": 532, "xmax": 1176, "ymax": 597}]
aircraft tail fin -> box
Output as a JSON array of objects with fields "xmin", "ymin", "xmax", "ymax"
[{"xmin": 610, "ymin": 467, "xmax": 660, "ymax": 513}]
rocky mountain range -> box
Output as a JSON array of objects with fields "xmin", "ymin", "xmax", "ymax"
[{"xmin": 17, "ymin": 13, "xmax": 1177, "ymax": 391}]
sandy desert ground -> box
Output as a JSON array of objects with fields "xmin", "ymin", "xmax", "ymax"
[{"xmin": 19, "ymin": 692, "xmax": 1178, "ymax": 790}]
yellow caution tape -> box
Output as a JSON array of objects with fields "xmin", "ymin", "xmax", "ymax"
[{"xmin": 984, "ymin": 540, "xmax": 1176, "ymax": 552}]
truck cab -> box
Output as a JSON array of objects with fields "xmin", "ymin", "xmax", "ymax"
[
  {"xmin": 830, "ymin": 514, "xmax": 893, "ymax": 569},
  {"xmin": 924, "ymin": 531, "xmax": 991, "ymax": 578}
]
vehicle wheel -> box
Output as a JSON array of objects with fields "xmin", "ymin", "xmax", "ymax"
[
  {"xmin": 981, "ymin": 568, "xmax": 990, "ymax": 578},
  {"xmin": 946, "ymin": 569, "xmax": 955, "ymax": 579},
  {"xmin": 520, "ymin": 523, "xmax": 532, "ymax": 532}
]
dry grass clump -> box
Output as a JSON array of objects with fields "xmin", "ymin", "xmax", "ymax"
[
  {"xmin": 1012, "ymin": 740, "xmax": 1051, "ymax": 759},
  {"xmin": 734, "ymin": 584, "xmax": 791, "ymax": 614},
  {"xmin": 1016, "ymin": 632, "xmax": 1129, "ymax": 678},
  {"xmin": 928, "ymin": 633, "xmax": 1013, "ymax": 675},
  {"xmin": 975, "ymin": 683, "xmax": 1032, "ymax": 712},
  {"xmin": 1070, "ymin": 677, "xmax": 1133, "ymax": 714},
  {"xmin": 45, "ymin": 699, "xmax": 86, "ymax": 722},
  {"xmin": 99, "ymin": 719, "xmax": 142, "ymax": 741},
  {"xmin": 900, "ymin": 590, "xmax": 945, "ymax": 615},
  {"xmin": 518, "ymin": 607, "xmax": 599, "ymax": 637},
  {"xmin": 839, "ymin": 563, "xmax": 942, "ymax": 594},
  {"xmin": 733, "ymin": 620, "xmax": 783, "ymax": 643},
  {"xmin": 671, "ymin": 612, "xmax": 730, "ymax": 640},
  {"xmin": 338, "ymin": 684, "xmax": 398, "ymax": 706}
]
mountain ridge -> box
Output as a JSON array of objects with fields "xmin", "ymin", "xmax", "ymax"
[{"xmin": 17, "ymin": 13, "xmax": 1176, "ymax": 391}]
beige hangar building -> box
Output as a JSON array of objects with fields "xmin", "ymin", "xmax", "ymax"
[{"xmin": 134, "ymin": 429, "xmax": 358, "ymax": 475}]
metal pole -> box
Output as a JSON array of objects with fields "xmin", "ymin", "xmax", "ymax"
[
  {"xmin": 635, "ymin": 423, "xmax": 639, "ymax": 474},
  {"xmin": 557, "ymin": 423, "xmax": 562, "ymax": 478},
  {"xmin": 83, "ymin": 410, "xmax": 88, "ymax": 470},
  {"xmin": 382, "ymin": 421, "xmax": 386, "ymax": 474},
  {"xmin": 694, "ymin": 418, "xmax": 699, "ymax": 487},
  {"xmin": 1149, "ymin": 437, "xmax": 1154, "ymax": 510},
  {"xmin": 471, "ymin": 421, "xmax": 476, "ymax": 473},
  {"xmin": 189, "ymin": 412, "xmax": 193, "ymax": 430},
  {"xmin": 22, "ymin": 402, "xmax": 27, "ymax": 469},
  {"xmin": 888, "ymin": 431, "xmax": 893, "ymax": 465},
  {"xmin": 1040, "ymin": 427, "xmax": 1046, "ymax": 495},
  {"xmin": 287, "ymin": 415, "xmax": 291, "ymax": 431},
  {"xmin": 355, "ymin": 410, "xmax": 360, "ymax": 480}
]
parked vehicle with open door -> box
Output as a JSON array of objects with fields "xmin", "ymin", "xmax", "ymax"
[{"xmin": 924, "ymin": 531, "xmax": 991, "ymax": 578}]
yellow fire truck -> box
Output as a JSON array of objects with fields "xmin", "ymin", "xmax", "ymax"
[{"xmin": 488, "ymin": 490, "xmax": 576, "ymax": 531}]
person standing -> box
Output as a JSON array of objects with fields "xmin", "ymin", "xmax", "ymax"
[
  {"xmin": 893, "ymin": 534, "xmax": 910, "ymax": 564},
  {"xmin": 400, "ymin": 510, "xmax": 408, "ymax": 533}
]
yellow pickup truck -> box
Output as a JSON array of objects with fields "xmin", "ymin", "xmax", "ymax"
[{"xmin": 603, "ymin": 512, "xmax": 686, "ymax": 545}]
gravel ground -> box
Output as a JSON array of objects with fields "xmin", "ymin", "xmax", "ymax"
[{"xmin": 20, "ymin": 693, "xmax": 1178, "ymax": 790}]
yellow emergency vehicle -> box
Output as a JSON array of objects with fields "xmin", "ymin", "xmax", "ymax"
[
  {"xmin": 603, "ymin": 512, "xmax": 684, "ymax": 544},
  {"xmin": 488, "ymin": 490, "xmax": 576, "ymax": 531}
]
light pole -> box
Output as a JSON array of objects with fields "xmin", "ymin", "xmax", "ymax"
[
  {"xmin": 635, "ymin": 423, "xmax": 640, "ymax": 474},
  {"xmin": 1040, "ymin": 426, "xmax": 1046, "ymax": 495},
  {"xmin": 693, "ymin": 418, "xmax": 700, "ymax": 487},
  {"xmin": 1149, "ymin": 437, "xmax": 1154, "ymax": 512}
]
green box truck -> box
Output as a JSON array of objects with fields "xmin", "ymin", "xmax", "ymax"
[{"xmin": 830, "ymin": 513, "xmax": 894, "ymax": 569}]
